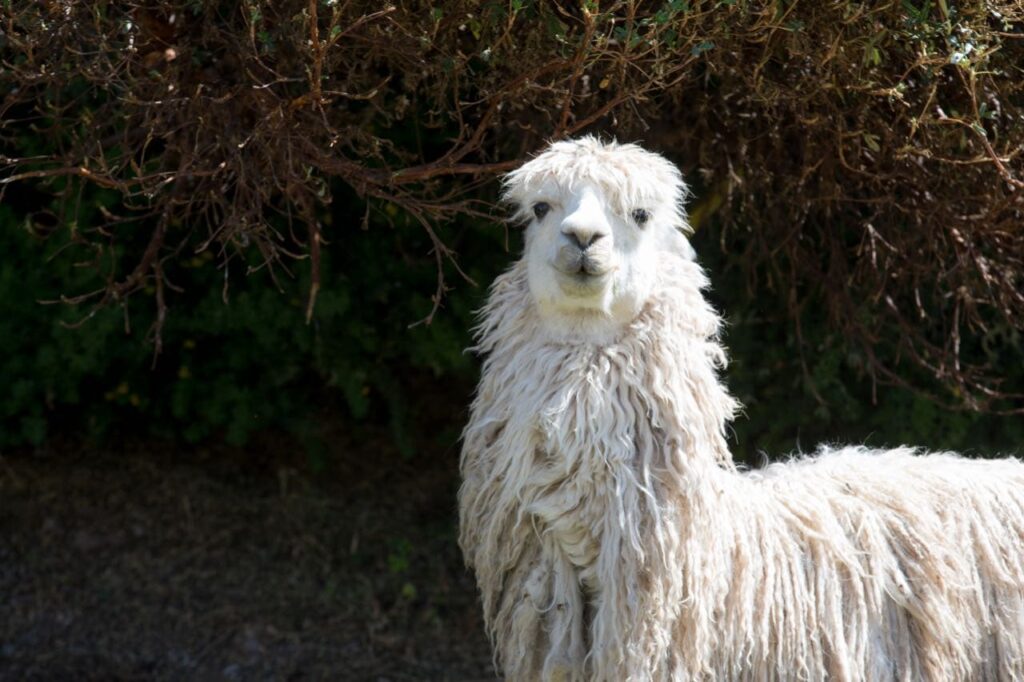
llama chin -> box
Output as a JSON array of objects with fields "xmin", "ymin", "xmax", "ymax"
[{"xmin": 460, "ymin": 137, "xmax": 1024, "ymax": 681}]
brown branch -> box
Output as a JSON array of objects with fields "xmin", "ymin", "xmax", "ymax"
[
  {"xmin": 0, "ymin": 165, "xmax": 146, "ymax": 190},
  {"xmin": 307, "ymin": 0, "xmax": 323, "ymax": 105},
  {"xmin": 955, "ymin": 67, "xmax": 1024, "ymax": 189},
  {"xmin": 305, "ymin": 217, "xmax": 321, "ymax": 324},
  {"xmin": 388, "ymin": 159, "xmax": 521, "ymax": 184},
  {"xmin": 556, "ymin": 6, "xmax": 598, "ymax": 135}
]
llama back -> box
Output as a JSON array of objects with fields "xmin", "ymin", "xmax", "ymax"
[{"xmin": 677, "ymin": 446, "xmax": 1024, "ymax": 680}]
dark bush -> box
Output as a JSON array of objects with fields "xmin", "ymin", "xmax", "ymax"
[{"xmin": 2, "ymin": 1, "xmax": 1022, "ymax": 454}]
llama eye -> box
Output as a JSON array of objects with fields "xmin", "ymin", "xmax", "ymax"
[
  {"xmin": 632, "ymin": 208, "xmax": 650, "ymax": 226},
  {"xmin": 532, "ymin": 202, "xmax": 551, "ymax": 220}
]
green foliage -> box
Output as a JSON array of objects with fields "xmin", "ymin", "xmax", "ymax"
[
  {"xmin": 0, "ymin": 191, "xmax": 509, "ymax": 452},
  {"xmin": 3, "ymin": 186, "xmax": 1020, "ymax": 459},
  {"xmin": 2, "ymin": 0, "xmax": 1023, "ymax": 458},
  {"xmin": 696, "ymin": 228, "xmax": 1024, "ymax": 461}
]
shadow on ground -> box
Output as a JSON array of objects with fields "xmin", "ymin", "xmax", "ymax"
[{"xmin": 0, "ymin": 437, "xmax": 496, "ymax": 681}]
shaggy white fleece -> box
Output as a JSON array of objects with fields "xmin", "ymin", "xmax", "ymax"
[{"xmin": 459, "ymin": 138, "xmax": 1024, "ymax": 681}]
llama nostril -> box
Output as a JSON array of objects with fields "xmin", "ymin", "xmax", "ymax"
[{"xmin": 564, "ymin": 231, "xmax": 605, "ymax": 250}]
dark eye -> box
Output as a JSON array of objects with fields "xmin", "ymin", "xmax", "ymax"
[
  {"xmin": 632, "ymin": 208, "xmax": 650, "ymax": 226},
  {"xmin": 532, "ymin": 202, "xmax": 551, "ymax": 220}
]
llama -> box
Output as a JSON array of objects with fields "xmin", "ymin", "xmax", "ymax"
[{"xmin": 459, "ymin": 137, "xmax": 1024, "ymax": 681}]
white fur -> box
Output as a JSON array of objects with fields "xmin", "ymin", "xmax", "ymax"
[{"xmin": 459, "ymin": 137, "xmax": 1024, "ymax": 681}]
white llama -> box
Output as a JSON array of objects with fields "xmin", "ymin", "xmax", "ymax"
[{"xmin": 459, "ymin": 137, "xmax": 1024, "ymax": 681}]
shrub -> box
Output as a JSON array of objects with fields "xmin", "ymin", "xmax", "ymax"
[{"xmin": 2, "ymin": 1, "xmax": 1022, "ymax": 451}]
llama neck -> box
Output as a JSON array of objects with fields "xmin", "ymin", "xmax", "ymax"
[
  {"xmin": 471, "ymin": 254, "xmax": 738, "ymax": 472},
  {"xmin": 462, "ymin": 253, "xmax": 740, "ymax": 677}
]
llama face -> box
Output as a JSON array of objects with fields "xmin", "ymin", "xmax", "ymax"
[
  {"xmin": 521, "ymin": 179, "xmax": 658, "ymax": 323},
  {"xmin": 503, "ymin": 137, "xmax": 694, "ymax": 338}
]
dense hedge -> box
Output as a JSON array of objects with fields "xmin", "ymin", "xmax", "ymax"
[
  {"xmin": 2, "ymin": 1, "xmax": 1023, "ymax": 455},
  {"xmin": 0, "ymin": 190, "xmax": 503, "ymax": 452},
  {"xmin": 4, "ymin": 188, "xmax": 1021, "ymax": 459}
]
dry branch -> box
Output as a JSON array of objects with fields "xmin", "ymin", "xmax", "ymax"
[{"xmin": 2, "ymin": 0, "xmax": 1023, "ymax": 412}]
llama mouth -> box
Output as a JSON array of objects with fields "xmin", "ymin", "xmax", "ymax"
[
  {"xmin": 558, "ymin": 265, "xmax": 607, "ymax": 280},
  {"xmin": 554, "ymin": 257, "xmax": 609, "ymax": 278},
  {"xmin": 556, "ymin": 266, "xmax": 609, "ymax": 296},
  {"xmin": 575, "ymin": 264, "xmax": 602, "ymax": 277}
]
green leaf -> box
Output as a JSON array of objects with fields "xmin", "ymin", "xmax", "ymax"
[{"xmin": 691, "ymin": 41, "xmax": 714, "ymax": 57}]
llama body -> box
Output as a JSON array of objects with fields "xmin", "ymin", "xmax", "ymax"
[{"xmin": 459, "ymin": 138, "xmax": 1024, "ymax": 681}]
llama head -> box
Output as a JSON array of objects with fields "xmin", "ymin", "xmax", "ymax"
[{"xmin": 503, "ymin": 136, "xmax": 695, "ymax": 339}]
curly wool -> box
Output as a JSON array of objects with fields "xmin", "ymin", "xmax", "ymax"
[{"xmin": 459, "ymin": 147, "xmax": 1024, "ymax": 681}]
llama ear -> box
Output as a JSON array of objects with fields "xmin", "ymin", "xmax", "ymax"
[{"xmin": 663, "ymin": 228, "xmax": 697, "ymax": 261}]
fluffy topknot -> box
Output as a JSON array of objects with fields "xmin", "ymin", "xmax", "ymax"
[{"xmin": 502, "ymin": 136, "xmax": 691, "ymax": 232}]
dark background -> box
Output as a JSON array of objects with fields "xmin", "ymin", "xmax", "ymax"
[{"xmin": 2, "ymin": 2, "xmax": 1023, "ymax": 679}]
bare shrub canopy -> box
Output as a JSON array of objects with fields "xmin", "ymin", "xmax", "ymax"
[{"xmin": 2, "ymin": 1, "xmax": 1023, "ymax": 412}]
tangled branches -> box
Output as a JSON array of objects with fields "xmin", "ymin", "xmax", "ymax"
[
  {"xmin": 660, "ymin": 0, "xmax": 1024, "ymax": 413},
  {"xmin": 1, "ymin": 1, "xmax": 681, "ymax": 332},
  {"xmin": 2, "ymin": 0, "xmax": 1023, "ymax": 412}
]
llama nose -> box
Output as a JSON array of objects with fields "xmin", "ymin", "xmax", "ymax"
[{"xmin": 563, "ymin": 229, "xmax": 605, "ymax": 251}]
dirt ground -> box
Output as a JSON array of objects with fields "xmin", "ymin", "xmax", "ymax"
[{"xmin": 0, "ymin": 438, "xmax": 497, "ymax": 681}]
